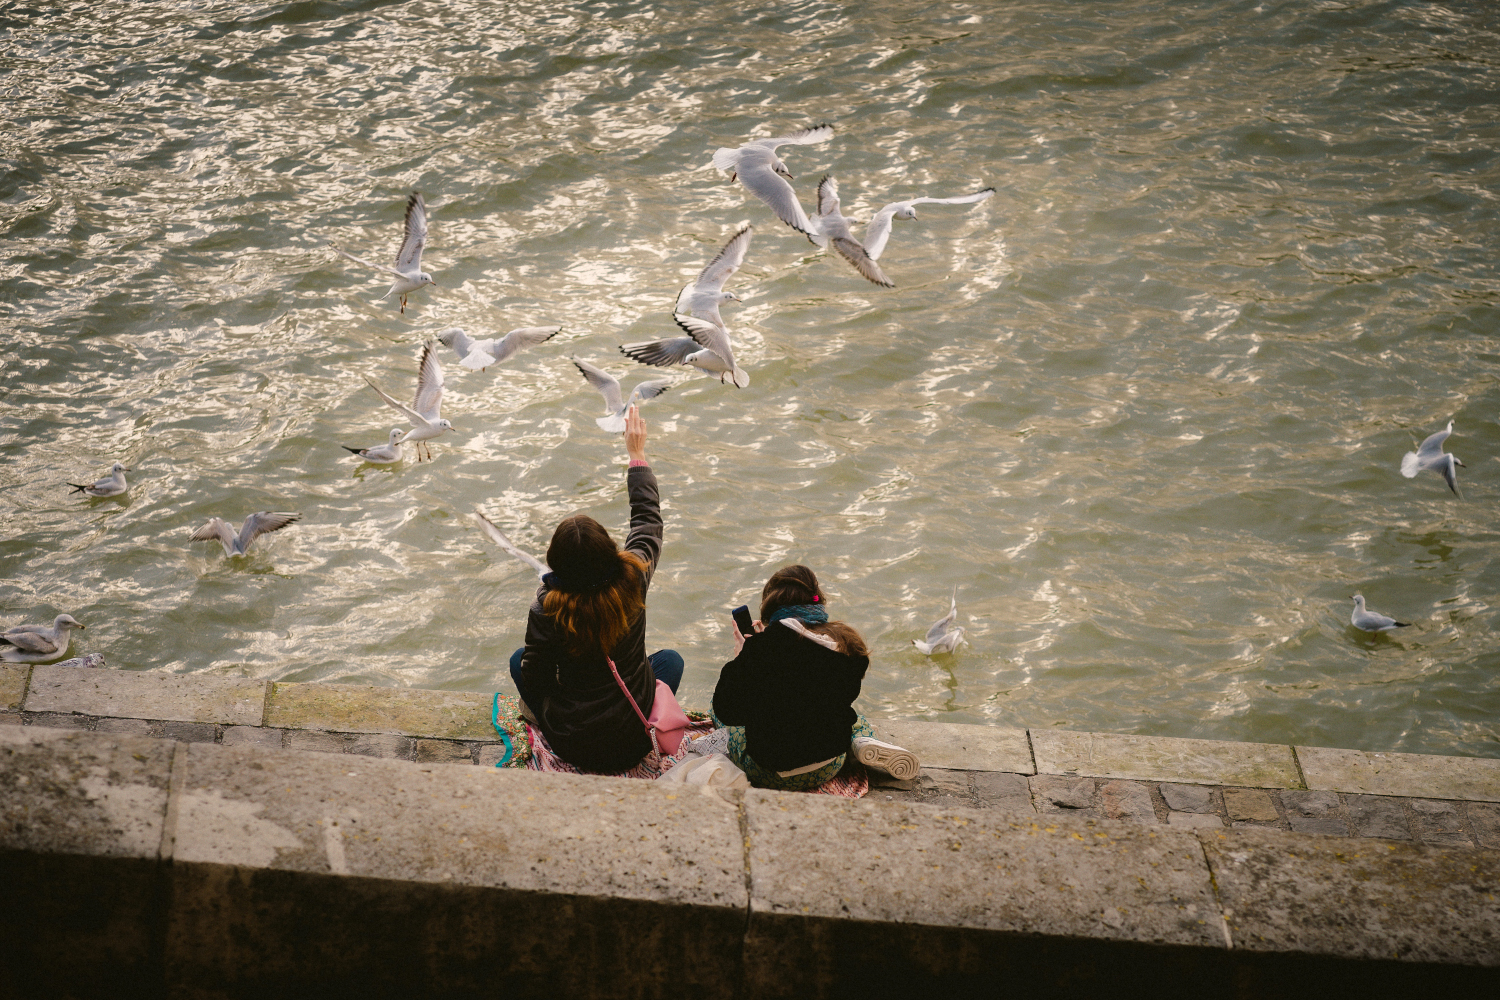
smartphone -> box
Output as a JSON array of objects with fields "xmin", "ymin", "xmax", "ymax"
[{"xmin": 732, "ymin": 605, "xmax": 755, "ymax": 638}]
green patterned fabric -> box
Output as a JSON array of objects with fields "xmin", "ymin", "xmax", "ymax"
[{"xmin": 720, "ymin": 714, "xmax": 875, "ymax": 791}]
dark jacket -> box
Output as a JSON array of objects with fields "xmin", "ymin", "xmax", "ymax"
[
  {"xmin": 712, "ymin": 620, "xmax": 868, "ymax": 772},
  {"xmin": 518, "ymin": 465, "xmax": 664, "ymax": 773}
]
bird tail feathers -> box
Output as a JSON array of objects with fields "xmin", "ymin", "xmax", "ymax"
[
  {"xmin": 711, "ymin": 147, "xmax": 739, "ymax": 171},
  {"xmin": 1400, "ymin": 452, "xmax": 1420, "ymax": 477},
  {"xmin": 66, "ymin": 483, "xmax": 88, "ymax": 493},
  {"xmin": 912, "ymin": 640, "xmax": 934, "ymax": 654},
  {"xmin": 732, "ymin": 368, "xmax": 750, "ymax": 389},
  {"xmin": 461, "ymin": 351, "xmax": 497, "ymax": 371},
  {"xmin": 597, "ymin": 414, "xmax": 627, "ymax": 433}
]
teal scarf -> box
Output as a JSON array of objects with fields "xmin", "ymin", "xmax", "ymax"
[{"xmin": 767, "ymin": 603, "xmax": 828, "ymax": 625}]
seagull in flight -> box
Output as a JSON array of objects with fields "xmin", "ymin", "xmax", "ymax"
[
  {"xmin": 620, "ymin": 314, "xmax": 748, "ymax": 388},
  {"xmin": 331, "ymin": 191, "xmax": 436, "ymax": 313},
  {"xmin": 190, "ymin": 512, "xmax": 302, "ymax": 558},
  {"xmin": 436, "ymin": 325, "xmax": 560, "ymax": 372},
  {"xmin": 363, "ymin": 340, "xmax": 454, "ymax": 461},
  {"xmin": 343, "ymin": 428, "xmax": 405, "ymax": 464},
  {"xmin": 674, "ymin": 226, "xmax": 753, "ymax": 329},
  {"xmin": 811, "ymin": 176, "xmax": 995, "ymax": 288},
  {"xmin": 472, "ymin": 511, "xmax": 548, "ymax": 579},
  {"xmin": 67, "ymin": 462, "xmax": 131, "ymax": 498},
  {"xmin": 571, "ymin": 358, "xmax": 671, "ymax": 433},
  {"xmin": 1400, "ymin": 420, "xmax": 1465, "ymax": 496},
  {"xmin": 1, "ymin": 614, "xmax": 85, "ymax": 664},
  {"xmin": 1350, "ymin": 595, "xmax": 1411, "ymax": 633},
  {"xmin": 913, "ymin": 588, "xmax": 966, "ymax": 655},
  {"xmin": 711, "ymin": 125, "xmax": 833, "ymax": 236}
]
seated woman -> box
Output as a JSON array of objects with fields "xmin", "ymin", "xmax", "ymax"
[
  {"xmin": 509, "ymin": 406, "xmax": 682, "ymax": 773},
  {"xmin": 712, "ymin": 565, "xmax": 875, "ymax": 791}
]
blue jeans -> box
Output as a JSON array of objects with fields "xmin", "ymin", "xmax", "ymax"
[{"xmin": 509, "ymin": 647, "xmax": 683, "ymax": 707}]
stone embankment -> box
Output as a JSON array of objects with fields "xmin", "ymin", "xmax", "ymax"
[{"xmin": 2, "ymin": 660, "xmax": 1498, "ymax": 997}]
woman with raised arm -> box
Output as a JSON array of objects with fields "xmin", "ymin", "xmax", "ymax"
[
  {"xmin": 509, "ymin": 406, "xmax": 682, "ymax": 773},
  {"xmin": 712, "ymin": 565, "xmax": 876, "ymax": 790}
]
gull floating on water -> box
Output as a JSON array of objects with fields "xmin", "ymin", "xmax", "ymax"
[
  {"xmin": 67, "ymin": 462, "xmax": 130, "ymax": 498},
  {"xmin": 190, "ymin": 511, "xmax": 302, "ymax": 557},
  {"xmin": 1, "ymin": 614, "xmax": 85, "ymax": 664},
  {"xmin": 472, "ymin": 511, "xmax": 549, "ymax": 579},
  {"xmin": 364, "ymin": 340, "xmax": 453, "ymax": 461},
  {"xmin": 620, "ymin": 314, "xmax": 749, "ymax": 388},
  {"xmin": 343, "ymin": 428, "xmax": 405, "ymax": 464},
  {"xmin": 1400, "ymin": 420, "xmax": 1465, "ymax": 496},
  {"xmin": 711, "ymin": 125, "xmax": 833, "ymax": 236},
  {"xmin": 674, "ymin": 226, "xmax": 753, "ymax": 329},
  {"xmin": 571, "ymin": 358, "xmax": 671, "ymax": 433},
  {"xmin": 811, "ymin": 176, "xmax": 995, "ymax": 288},
  {"xmin": 913, "ymin": 587, "xmax": 966, "ymax": 655},
  {"xmin": 331, "ymin": 191, "xmax": 436, "ymax": 313},
  {"xmin": 1350, "ymin": 594, "xmax": 1410, "ymax": 633},
  {"xmin": 436, "ymin": 325, "xmax": 561, "ymax": 372}
]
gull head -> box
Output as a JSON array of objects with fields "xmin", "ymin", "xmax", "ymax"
[
  {"xmin": 111, "ymin": 462, "xmax": 131, "ymax": 474},
  {"xmin": 1351, "ymin": 595, "xmax": 1365, "ymax": 608},
  {"xmin": 722, "ymin": 291, "xmax": 742, "ymax": 303},
  {"xmin": 388, "ymin": 428, "xmax": 405, "ymax": 443},
  {"xmin": 55, "ymin": 614, "xmax": 85, "ymax": 631},
  {"xmin": 772, "ymin": 156, "xmax": 793, "ymax": 180},
  {"xmin": 419, "ymin": 271, "xmax": 437, "ymax": 287},
  {"xmin": 897, "ymin": 206, "xmax": 919, "ymax": 221},
  {"xmin": 438, "ymin": 418, "xmax": 455, "ymax": 432}
]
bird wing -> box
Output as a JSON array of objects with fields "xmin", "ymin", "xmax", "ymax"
[
  {"xmin": 620, "ymin": 337, "xmax": 701, "ymax": 367},
  {"xmin": 696, "ymin": 226, "xmax": 753, "ymax": 292},
  {"xmin": 816, "ymin": 174, "xmax": 841, "ymax": 218},
  {"xmin": 862, "ymin": 204, "xmax": 905, "ymax": 260},
  {"xmin": 925, "ymin": 589, "xmax": 958, "ymax": 644},
  {"xmin": 396, "ymin": 191, "xmax": 427, "ymax": 271},
  {"xmin": 364, "ymin": 375, "xmax": 424, "ymax": 426},
  {"xmin": 1442, "ymin": 455, "xmax": 1460, "ymax": 495},
  {"xmin": 412, "ymin": 340, "xmax": 445, "ymax": 421},
  {"xmin": 488, "ymin": 326, "xmax": 561, "ymax": 365},
  {"xmin": 909, "ymin": 187, "xmax": 996, "ymax": 208},
  {"xmin": 0, "ymin": 629, "xmax": 58, "ymax": 653},
  {"xmin": 332, "ymin": 245, "xmax": 402, "ymax": 277},
  {"xmin": 628, "ymin": 379, "xmax": 673, "ymax": 404},
  {"xmin": 572, "ymin": 358, "xmax": 624, "ymax": 412},
  {"xmin": 735, "ymin": 154, "xmax": 816, "ymax": 234},
  {"xmin": 438, "ymin": 327, "xmax": 477, "ymax": 360},
  {"xmin": 1417, "ymin": 421, "xmax": 1453, "ymax": 460},
  {"xmin": 239, "ymin": 511, "xmax": 302, "ymax": 550},
  {"xmin": 754, "ymin": 123, "xmax": 835, "ymax": 150},
  {"xmin": 673, "ymin": 314, "xmax": 735, "ymax": 369},
  {"xmin": 190, "ymin": 517, "xmax": 238, "ymax": 549},
  {"xmin": 832, "ymin": 237, "xmax": 895, "ymax": 287},
  {"xmin": 472, "ymin": 512, "xmax": 549, "ymax": 578}
]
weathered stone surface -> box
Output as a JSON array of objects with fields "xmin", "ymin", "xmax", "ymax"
[
  {"xmin": 1297, "ymin": 745, "xmax": 1500, "ymax": 803},
  {"xmin": 163, "ymin": 721, "xmax": 217, "ymax": 743},
  {"xmin": 1409, "ymin": 799, "xmax": 1472, "ymax": 848},
  {"xmin": 970, "ymin": 770, "xmax": 1033, "ymax": 813},
  {"xmin": 1223, "ymin": 787, "xmax": 1279, "ymax": 822},
  {"xmin": 1200, "ymin": 827, "xmax": 1500, "ymax": 964},
  {"xmin": 1346, "ymin": 794, "xmax": 1410, "ymax": 841},
  {"xmin": 222, "ymin": 726, "xmax": 283, "ymax": 748},
  {"xmin": 1160, "ymin": 783, "xmax": 1214, "ymax": 813},
  {"xmin": 346, "ymin": 733, "xmax": 414, "ymax": 759},
  {"xmin": 1168, "ymin": 812, "xmax": 1223, "ymax": 829},
  {"xmin": 475, "ymin": 743, "xmax": 514, "ymax": 768},
  {"xmin": 0, "ymin": 727, "xmax": 173, "ymax": 858},
  {"xmin": 915, "ymin": 767, "xmax": 971, "ymax": 803},
  {"xmin": 1469, "ymin": 802, "xmax": 1500, "ymax": 850},
  {"xmin": 1030, "ymin": 774, "xmax": 1095, "ymax": 813},
  {"xmin": 0, "ymin": 663, "xmax": 29, "ymax": 710},
  {"xmin": 414, "ymin": 739, "xmax": 473, "ymax": 764},
  {"xmin": 95, "ymin": 717, "xmax": 153, "ymax": 736},
  {"xmin": 871, "ymin": 719, "xmax": 1033, "ymax": 773},
  {"xmin": 744, "ymin": 790, "xmax": 1225, "ymax": 947},
  {"xmin": 283, "ymin": 729, "xmax": 347, "ymax": 754},
  {"xmin": 1031, "ymin": 729, "xmax": 1300, "ymax": 788},
  {"xmin": 25, "ymin": 666, "xmax": 265, "ymax": 726},
  {"xmin": 0, "ymin": 712, "xmax": 21, "ymax": 726},
  {"xmin": 265, "ymin": 681, "xmax": 492, "ymax": 740},
  {"xmin": 26, "ymin": 711, "xmax": 91, "ymax": 730},
  {"xmin": 1280, "ymin": 790, "xmax": 1347, "ymax": 836},
  {"xmin": 1101, "ymin": 780, "xmax": 1158, "ymax": 823}
]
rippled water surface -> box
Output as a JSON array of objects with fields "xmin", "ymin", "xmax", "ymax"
[{"xmin": 4, "ymin": 0, "xmax": 1500, "ymax": 756}]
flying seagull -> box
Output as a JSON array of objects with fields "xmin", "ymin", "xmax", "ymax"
[
  {"xmin": 1400, "ymin": 420, "xmax": 1464, "ymax": 496},
  {"xmin": 472, "ymin": 511, "xmax": 549, "ymax": 579},
  {"xmin": 343, "ymin": 428, "xmax": 405, "ymax": 464},
  {"xmin": 571, "ymin": 358, "xmax": 671, "ymax": 433},
  {"xmin": 330, "ymin": 191, "xmax": 436, "ymax": 313},
  {"xmin": 811, "ymin": 176, "xmax": 995, "ymax": 288},
  {"xmin": 674, "ymin": 226, "xmax": 753, "ymax": 329},
  {"xmin": 364, "ymin": 340, "xmax": 453, "ymax": 461},
  {"xmin": 67, "ymin": 462, "xmax": 131, "ymax": 498},
  {"xmin": 190, "ymin": 512, "xmax": 302, "ymax": 558},
  {"xmin": 913, "ymin": 587, "xmax": 966, "ymax": 655},
  {"xmin": 710, "ymin": 125, "xmax": 833, "ymax": 236},
  {"xmin": 620, "ymin": 314, "xmax": 749, "ymax": 388},
  {"xmin": 1350, "ymin": 595, "xmax": 1411, "ymax": 633},
  {"xmin": 1, "ymin": 614, "xmax": 85, "ymax": 664},
  {"xmin": 436, "ymin": 325, "xmax": 561, "ymax": 372}
]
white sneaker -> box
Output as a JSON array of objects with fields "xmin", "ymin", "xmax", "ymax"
[{"xmin": 852, "ymin": 737, "xmax": 921, "ymax": 780}]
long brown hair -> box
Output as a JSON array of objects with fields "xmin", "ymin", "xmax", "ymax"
[
  {"xmin": 759, "ymin": 564, "xmax": 826, "ymax": 622},
  {"xmin": 542, "ymin": 514, "xmax": 648, "ymax": 656}
]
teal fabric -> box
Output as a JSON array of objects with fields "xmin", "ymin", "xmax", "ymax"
[{"xmin": 766, "ymin": 603, "xmax": 828, "ymax": 625}]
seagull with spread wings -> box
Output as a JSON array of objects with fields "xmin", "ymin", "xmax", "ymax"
[
  {"xmin": 711, "ymin": 125, "xmax": 833, "ymax": 236},
  {"xmin": 472, "ymin": 511, "xmax": 549, "ymax": 579},
  {"xmin": 811, "ymin": 176, "xmax": 995, "ymax": 288},
  {"xmin": 1400, "ymin": 420, "xmax": 1465, "ymax": 496},
  {"xmin": 436, "ymin": 325, "xmax": 561, "ymax": 372},
  {"xmin": 673, "ymin": 226, "xmax": 753, "ymax": 329},
  {"xmin": 330, "ymin": 191, "xmax": 436, "ymax": 313},
  {"xmin": 620, "ymin": 314, "xmax": 749, "ymax": 388},
  {"xmin": 363, "ymin": 340, "xmax": 454, "ymax": 461},
  {"xmin": 190, "ymin": 512, "xmax": 302, "ymax": 558},
  {"xmin": 913, "ymin": 588, "xmax": 966, "ymax": 655},
  {"xmin": 571, "ymin": 358, "xmax": 671, "ymax": 433}
]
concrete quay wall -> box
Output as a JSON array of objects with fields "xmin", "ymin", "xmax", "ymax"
[{"xmin": 2, "ymin": 662, "xmax": 1500, "ymax": 997}]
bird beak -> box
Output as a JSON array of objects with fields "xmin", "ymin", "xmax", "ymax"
[
  {"xmin": 1457, "ymin": 459, "xmax": 1467, "ymax": 467},
  {"xmin": 77, "ymin": 623, "xmax": 86, "ymax": 629},
  {"xmin": 123, "ymin": 468, "xmax": 133, "ymax": 472}
]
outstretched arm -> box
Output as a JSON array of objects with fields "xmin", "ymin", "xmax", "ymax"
[{"xmin": 621, "ymin": 405, "xmax": 663, "ymax": 581}]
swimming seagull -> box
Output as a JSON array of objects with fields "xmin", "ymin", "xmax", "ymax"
[
  {"xmin": 436, "ymin": 325, "xmax": 561, "ymax": 372},
  {"xmin": 1, "ymin": 614, "xmax": 85, "ymax": 664},
  {"xmin": 343, "ymin": 428, "xmax": 405, "ymax": 464},
  {"xmin": 620, "ymin": 314, "xmax": 748, "ymax": 388},
  {"xmin": 189, "ymin": 512, "xmax": 301, "ymax": 557},
  {"xmin": 330, "ymin": 191, "xmax": 436, "ymax": 313},
  {"xmin": 1350, "ymin": 595, "xmax": 1411, "ymax": 633},
  {"xmin": 812, "ymin": 176, "xmax": 996, "ymax": 288},
  {"xmin": 674, "ymin": 226, "xmax": 753, "ymax": 329},
  {"xmin": 1400, "ymin": 420, "xmax": 1465, "ymax": 496},
  {"xmin": 67, "ymin": 462, "xmax": 131, "ymax": 498},
  {"xmin": 472, "ymin": 511, "xmax": 548, "ymax": 579},
  {"xmin": 913, "ymin": 587, "xmax": 966, "ymax": 655},
  {"xmin": 363, "ymin": 340, "xmax": 454, "ymax": 461},
  {"xmin": 571, "ymin": 358, "xmax": 671, "ymax": 433},
  {"xmin": 710, "ymin": 125, "xmax": 833, "ymax": 236}
]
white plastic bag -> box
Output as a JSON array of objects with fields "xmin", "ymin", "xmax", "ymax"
[{"xmin": 660, "ymin": 752, "xmax": 749, "ymax": 789}]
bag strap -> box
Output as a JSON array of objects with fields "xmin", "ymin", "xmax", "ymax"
[{"xmin": 606, "ymin": 657, "xmax": 652, "ymax": 732}]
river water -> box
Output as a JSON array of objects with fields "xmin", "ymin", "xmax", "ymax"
[{"xmin": 3, "ymin": 0, "xmax": 1498, "ymax": 757}]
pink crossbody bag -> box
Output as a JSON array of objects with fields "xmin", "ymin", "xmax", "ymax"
[{"xmin": 607, "ymin": 657, "xmax": 690, "ymax": 757}]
